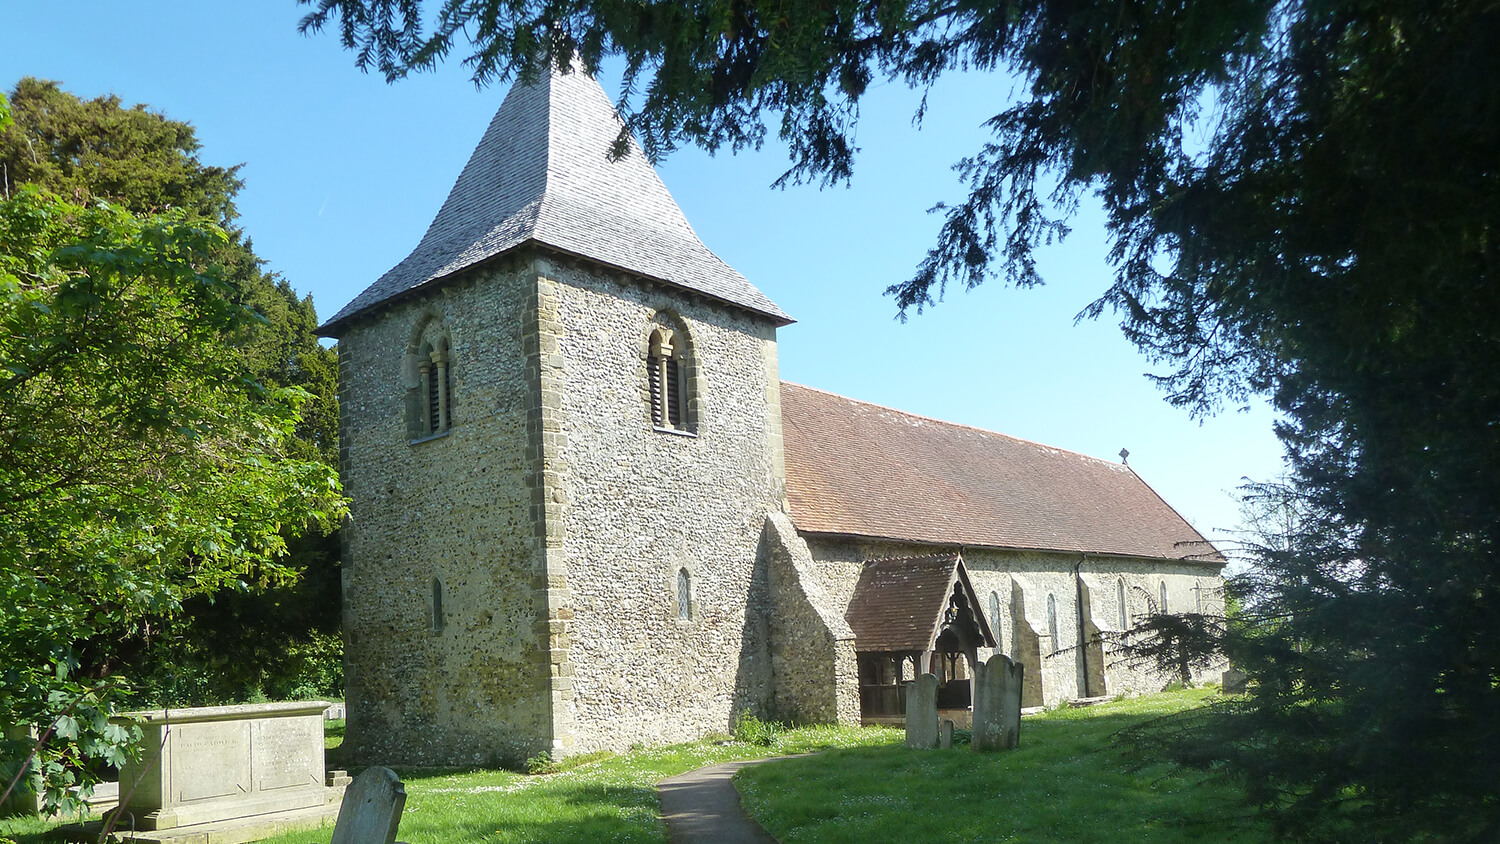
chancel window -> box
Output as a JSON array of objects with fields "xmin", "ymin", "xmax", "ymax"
[
  {"xmin": 1047, "ymin": 593, "xmax": 1059, "ymax": 654},
  {"xmin": 989, "ymin": 590, "xmax": 1003, "ymax": 653},
  {"xmin": 1160, "ymin": 581, "xmax": 1169, "ymax": 614},
  {"xmin": 1118, "ymin": 578, "xmax": 1129, "ymax": 629}
]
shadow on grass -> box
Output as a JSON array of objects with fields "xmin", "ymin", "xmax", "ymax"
[
  {"xmin": 737, "ymin": 706, "xmax": 1268, "ymax": 844},
  {"xmin": 411, "ymin": 781, "xmax": 665, "ymax": 844}
]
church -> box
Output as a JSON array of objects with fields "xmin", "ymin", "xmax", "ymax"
[{"xmin": 319, "ymin": 64, "xmax": 1225, "ymax": 766}]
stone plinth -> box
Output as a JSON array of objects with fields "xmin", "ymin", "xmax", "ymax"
[{"xmin": 110, "ymin": 701, "xmax": 333, "ymax": 831}]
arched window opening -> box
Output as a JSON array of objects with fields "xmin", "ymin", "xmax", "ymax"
[
  {"xmin": 1047, "ymin": 593, "xmax": 1059, "ymax": 655},
  {"xmin": 407, "ymin": 317, "xmax": 453, "ymax": 441},
  {"xmin": 1117, "ymin": 578, "xmax": 1129, "ymax": 629},
  {"xmin": 989, "ymin": 590, "xmax": 1003, "ymax": 653},
  {"xmin": 431, "ymin": 577, "xmax": 445, "ymax": 633},
  {"xmin": 648, "ymin": 323, "xmax": 694, "ymax": 433},
  {"xmin": 1160, "ymin": 581, "xmax": 1169, "ymax": 614},
  {"xmin": 677, "ymin": 568, "xmax": 692, "ymax": 621}
]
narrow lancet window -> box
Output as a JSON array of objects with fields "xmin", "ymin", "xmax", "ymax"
[
  {"xmin": 1047, "ymin": 593, "xmax": 1059, "ymax": 654},
  {"xmin": 1160, "ymin": 581, "xmax": 1169, "ymax": 614},
  {"xmin": 1118, "ymin": 578, "xmax": 1129, "ymax": 629},
  {"xmin": 432, "ymin": 577, "xmax": 445, "ymax": 632},
  {"xmin": 990, "ymin": 590, "xmax": 1003, "ymax": 653},
  {"xmin": 677, "ymin": 568, "xmax": 692, "ymax": 621}
]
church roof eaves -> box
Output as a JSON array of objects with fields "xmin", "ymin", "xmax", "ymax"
[{"xmin": 319, "ymin": 63, "xmax": 791, "ymax": 336}]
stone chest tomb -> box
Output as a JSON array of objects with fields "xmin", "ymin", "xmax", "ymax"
[{"xmin": 109, "ymin": 701, "xmax": 335, "ymax": 831}]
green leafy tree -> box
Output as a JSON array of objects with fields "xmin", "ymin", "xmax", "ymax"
[
  {"xmin": 0, "ymin": 183, "xmax": 343, "ymax": 810},
  {"xmin": 0, "ymin": 79, "xmax": 344, "ymax": 706},
  {"xmin": 301, "ymin": 1, "xmax": 1500, "ymax": 838}
]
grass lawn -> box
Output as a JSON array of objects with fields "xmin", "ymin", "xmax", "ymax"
[
  {"xmin": 738, "ymin": 688, "xmax": 1266, "ymax": 843},
  {"xmin": 0, "ymin": 689, "xmax": 1263, "ymax": 844}
]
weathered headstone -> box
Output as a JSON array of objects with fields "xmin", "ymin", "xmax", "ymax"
[
  {"xmin": 939, "ymin": 719, "xmax": 954, "ymax": 749},
  {"xmin": 972, "ymin": 654, "xmax": 1024, "ymax": 751},
  {"xmin": 904, "ymin": 673, "xmax": 940, "ymax": 749},
  {"xmin": 1222, "ymin": 666, "xmax": 1248, "ymax": 694},
  {"xmin": 331, "ymin": 767, "xmax": 406, "ymax": 844}
]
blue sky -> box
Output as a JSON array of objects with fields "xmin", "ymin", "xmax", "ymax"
[{"xmin": 5, "ymin": 2, "xmax": 1285, "ymax": 550}]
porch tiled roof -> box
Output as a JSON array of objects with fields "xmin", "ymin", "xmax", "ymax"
[
  {"xmin": 845, "ymin": 555, "xmax": 962, "ymax": 652},
  {"xmin": 780, "ymin": 383, "xmax": 1222, "ymax": 563}
]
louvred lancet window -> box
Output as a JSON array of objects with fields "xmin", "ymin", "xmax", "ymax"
[{"xmin": 648, "ymin": 325, "xmax": 692, "ymax": 432}]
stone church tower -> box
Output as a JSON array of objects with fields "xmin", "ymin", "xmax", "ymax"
[{"xmin": 320, "ymin": 65, "xmax": 794, "ymax": 765}]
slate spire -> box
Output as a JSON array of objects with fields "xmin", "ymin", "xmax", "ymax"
[{"xmin": 322, "ymin": 64, "xmax": 791, "ymax": 332}]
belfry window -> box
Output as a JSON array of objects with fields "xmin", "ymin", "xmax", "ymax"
[
  {"xmin": 420, "ymin": 343, "xmax": 451, "ymax": 435},
  {"xmin": 407, "ymin": 318, "xmax": 453, "ymax": 442},
  {"xmin": 647, "ymin": 324, "xmax": 694, "ymax": 433}
]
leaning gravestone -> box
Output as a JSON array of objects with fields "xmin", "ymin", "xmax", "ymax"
[
  {"xmin": 905, "ymin": 673, "xmax": 940, "ymax": 749},
  {"xmin": 330, "ymin": 767, "xmax": 406, "ymax": 844},
  {"xmin": 972, "ymin": 654, "xmax": 1024, "ymax": 751}
]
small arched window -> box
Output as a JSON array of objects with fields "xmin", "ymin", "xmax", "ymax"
[
  {"xmin": 431, "ymin": 577, "xmax": 445, "ymax": 633},
  {"xmin": 1160, "ymin": 581, "xmax": 1170, "ymax": 614},
  {"xmin": 989, "ymin": 590, "xmax": 1003, "ymax": 653},
  {"xmin": 1046, "ymin": 593, "xmax": 1059, "ymax": 654},
  {"xmin": 647, "ymin": 322, "xmax": 694, "ymax": 433},
  {"xmin": 407, "ymin": 316, "xmax": 453, "ymax": 441},
  {"xmin": 1117, "ymin": 578, "xmax": 1129, "ymax": 629},
  {"xmin": 676, "ymin": 568, "xmax": 692, "ymax": 621}
]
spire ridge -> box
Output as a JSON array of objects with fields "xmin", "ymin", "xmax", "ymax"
[{"xmin": 322, "ymin": 65, "xmax": 790, "ymax": 333}]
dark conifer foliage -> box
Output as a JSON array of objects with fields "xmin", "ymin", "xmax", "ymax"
[
  {"xmin": 0, "ymin": 79, "xmax": 344, "ymax": 704},
  {"xmin": 302, "ymin": 1, "xmax": 1500, "ymax": 838}
]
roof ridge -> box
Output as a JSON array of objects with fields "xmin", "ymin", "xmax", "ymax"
[{"xmin": 780, "ymin": 381, "xmax": 1130, "ymax": 470}]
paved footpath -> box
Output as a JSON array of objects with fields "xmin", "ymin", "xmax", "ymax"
[{"xmin": 658, "ymin": 758, "xmax": 785, "ymax": 844}]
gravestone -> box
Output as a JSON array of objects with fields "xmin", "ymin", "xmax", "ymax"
[
  {"xmin": 1222, "ymin": 666, "xmax": 1248, "ymax": 694},
  {"xmin": 939, "ymin": 719, "xmax": 954, "ymax": 749},
  {"xmin": 331, "ymin": 767, "xmax": 406, "ymax": 844},
  {"xmin": 904, "ymin": 673, "xmax": 940, "ymax": 749},
  {"xmin": 972, "ymin": 654, "xmax": 1024, "ymax": 751}
]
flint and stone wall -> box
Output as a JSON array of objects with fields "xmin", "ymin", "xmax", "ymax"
[
  {"xmin": 760, "ymin": 513, "xmax": 860, "ymax": 725},
  {"xmin": 337, "ymin": 256, "xmax": 552, "ymax": 766},
  {"xmin": 538, "ymin": 255, "xmax": 786, "ymax": 754},
  {"xmin": 799, "ymin": 537, "xmax": 1226, "ymax": 706}
]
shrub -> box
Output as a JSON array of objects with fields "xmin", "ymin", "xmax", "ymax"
[{"xmin": 733, "ymin": 714, "xmax": 783, "ymax": 747}]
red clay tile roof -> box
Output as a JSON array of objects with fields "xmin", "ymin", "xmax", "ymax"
[
  {"xmin": 780, "ymin": 383, "xmax": 1222, "ymax": 563},
  {"xmin": 845, "ymin": 555, "xmax": 956, "ymax": 652},
  {"xmin": 844, "ymin": 555, "xmax": 997, "ymax": 652}
]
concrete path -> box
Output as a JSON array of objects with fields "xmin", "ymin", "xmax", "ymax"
[{"xmin": 658, "ymin": 759, "xmax": 782, "ymax": 844}]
